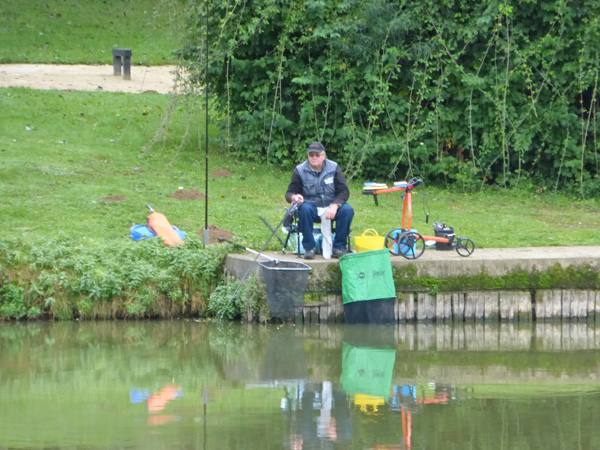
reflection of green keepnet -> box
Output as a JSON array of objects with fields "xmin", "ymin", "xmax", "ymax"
[
  {"xmin": 339, "ymin": 249, "xmax": 396, "ymax": 304},
  {"xmin": 340, "ymin": 342, "xmax": 396, "ymax": 398}
]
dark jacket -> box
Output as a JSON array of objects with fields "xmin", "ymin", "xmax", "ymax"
[{"xmin": 285, "ymin": 159, "xmax": 350, "ymax": 208}]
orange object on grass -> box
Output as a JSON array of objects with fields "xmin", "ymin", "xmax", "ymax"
[{"xmin": 146, "ymin": 205, "xmax": 184, "ymax": 247}]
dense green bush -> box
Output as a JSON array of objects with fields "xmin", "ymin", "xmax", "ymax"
[
  {"xmin": 0, "ymin": 279, "xmax": 29, "ymax": 320},
  {"xmin": 179, "ymin": 0, "xmax": 600, "ymax": 196}
]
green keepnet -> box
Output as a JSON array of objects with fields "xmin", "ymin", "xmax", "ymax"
[{"xmin": 339, "ymin": 249, "xmax": 396, "ymax": 304}]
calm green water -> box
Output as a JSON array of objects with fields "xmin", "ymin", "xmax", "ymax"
[{"xmin": 1, "ymin": 321, "xmax": 599, "ymax": 449}]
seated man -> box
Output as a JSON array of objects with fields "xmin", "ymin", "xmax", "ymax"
[{"xmin": 285, "ymin": 142, "xmax": 354, "ymax": 259}]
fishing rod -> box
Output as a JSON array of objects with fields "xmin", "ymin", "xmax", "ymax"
[{"xmin": 217, "ymin": 237, "xmax": 273, "ymax": 260}]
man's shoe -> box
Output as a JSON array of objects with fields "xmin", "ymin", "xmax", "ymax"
[
  {"xmin": 304, "ymin": 248, "xmax": 315, "ymax": 260},
  {"xmin": 332, "ymin": 248, "xmax": 348, "ymax": 258}
]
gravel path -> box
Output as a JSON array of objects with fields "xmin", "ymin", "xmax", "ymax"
[{"xmin": 0, "ymin": 64, "xmax": 179, "ymax": 94}]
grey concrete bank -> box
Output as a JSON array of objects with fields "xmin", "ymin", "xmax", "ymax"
[{"xmin": 223, "ymin": 246, "xmax": 600, "ymax": 323}]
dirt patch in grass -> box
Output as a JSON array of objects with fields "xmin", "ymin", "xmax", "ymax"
[
  {"xmin": 101, "ymin": 195, "xmax": 126, "ymax": 202},
  {"xmin": 169, "ymin": 189, "xmax": 206, "ymax": 200},
  {"xmin": 210, "ymin": 169, "xmax": 232, "ymax": 178},
  {"xmin": 197, "ymin": 224, "xmax": 234, "ymax": 245}
]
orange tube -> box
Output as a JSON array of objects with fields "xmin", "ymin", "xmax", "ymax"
[{"xmin": 148, "ymin": 212, "xmax": 184, "ymax": 246}]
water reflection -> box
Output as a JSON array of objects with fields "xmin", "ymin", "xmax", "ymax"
[
  {"xmin": 130, "ymin": 384, "xmax": 183, "ymax": 425},
  {"xmin": 0, "ymin": 321, "xmax": 599, "ymax": 449}
]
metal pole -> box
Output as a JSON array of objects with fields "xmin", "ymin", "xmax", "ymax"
[
  {"xmin": 203, "ymin": 387, "xmax": 208, "ymax": 449},
  {"xmin": 203, "ymin": 0, "xmax": 210, "ymax": 247}
]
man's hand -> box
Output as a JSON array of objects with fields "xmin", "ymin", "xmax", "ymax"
[
  {"xmin": 326, "ymin": 203, "xmax": 339, "ymax": 220},
  {"xmin": 291, "ymin": 194, "xmax": 304, "ymax": 205}
]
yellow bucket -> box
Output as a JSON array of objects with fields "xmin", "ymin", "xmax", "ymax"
[{"xmin": 354, "ymin": 229, "xmax": 385, "ymax": 253}]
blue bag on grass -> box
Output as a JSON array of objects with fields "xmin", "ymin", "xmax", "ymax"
[{"xmin": 130, "ymin": 224, "xmax": 186, "ymax": 241}]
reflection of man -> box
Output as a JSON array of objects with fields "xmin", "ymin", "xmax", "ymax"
[
  {"xmin": 317, "ymin": 381, "xmax": 338, "ymax": 441},
  {"xmin": 286, "ymin": 142, "xmax": 354, "ymax": 260},
  {"xmin": 300, "ymin": 386, "xmax": 317, "ymax": 443},
  {"xmin": 292, "ymin": 383, "xmax": 352, "ymax": 447}
]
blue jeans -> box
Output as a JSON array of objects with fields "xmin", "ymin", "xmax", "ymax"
[{"xmin": 297, "ymin": 202, "xmax": 354, "ymax": 251}]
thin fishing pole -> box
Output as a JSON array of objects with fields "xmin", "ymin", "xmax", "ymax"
[
  {"xmin": 421, "ymin": 182, "xmax": 430, "ymax": 224},
  {"xmin": 203, "ymin": 0, "xmax": 209, "ymax": 247}
]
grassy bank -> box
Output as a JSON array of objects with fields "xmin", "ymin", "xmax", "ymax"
[
  {"xmin": 1, "ymin": 88, "xmax": 599, "ymax": 250},
  {"xmin": 0, "ymin": 0, "xmax": 179, "ymax": 65},
  {"xmin": 1, "ymin": 87, "xmax": 599, "ymax": 321},
  {"xmin": 1, "ymin": 0, "xmax": 599, "ymax": 321},
  {"xmin": 0, "ymin": 0, "xmax": 598, "ymax": 251}
]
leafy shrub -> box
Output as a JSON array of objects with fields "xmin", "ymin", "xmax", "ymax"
[
  {"xmin": 125, "ymin": 287, "xmax": 158, "ymax": 318},
  {"xmin": 0, "ymin": 235, "xmax": 230, "ymax": 319},
  {"xmin": 207, "ymin": 276, "xmax": 265, "ymax": 320},
  {"xmin": 179, "ymin": 0, "xmax": 600, "ymax": 197},
  {"xmin": 0, "ymin": 279, "xmax": 27, "ymax": 320}
]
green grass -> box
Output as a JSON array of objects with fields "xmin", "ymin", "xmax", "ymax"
[
  {"xmin": 2, "ymin": 1, "xmax": 599, "ymax": 321},
  {"xmin": 1, "ymin": 87, "xmax": 599, "ymax": 252},
  {"xmin": 0, "ymin": 0, "xmax": 180, "ymax": 65},
  {"xmin": 0, "ymin": 0, "xmax": 599, "ymax": 253}
]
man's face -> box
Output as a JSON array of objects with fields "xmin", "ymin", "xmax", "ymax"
[{"xmin": 308, "ymin": 151, "xmax": 325, "ymax": 170}]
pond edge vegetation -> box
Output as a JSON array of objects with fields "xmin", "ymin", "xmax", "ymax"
[{"xmin": 1, "ymin": 236, "xmax": 598, "ymax": 322}]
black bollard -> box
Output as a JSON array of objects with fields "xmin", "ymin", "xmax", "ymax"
[{"xmin": 112, "ymin": 49, "xmax": 132, "ymax": 80}]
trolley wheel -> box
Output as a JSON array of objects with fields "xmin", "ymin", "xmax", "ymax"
[
  {"xmin": 384, "ymin": 228, "xmax": 403, "ymax": 256},
  {"xmin": 455, "ymin": 237, "xmax": 475, "ymax": 257},
  {"xmin": 397, "ymin": 231, "xmax": 425, "ymax": 259}
]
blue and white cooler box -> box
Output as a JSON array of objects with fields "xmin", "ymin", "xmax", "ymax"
[{"xmin": 286, "ymin": 227, "xmax": 337, "ymax": 256}]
